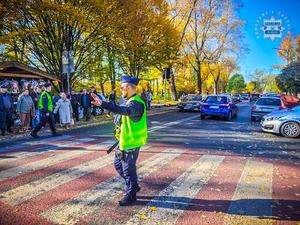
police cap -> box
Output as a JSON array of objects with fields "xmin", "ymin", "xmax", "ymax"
[{"xmin": 121, "ymin": 75, "xmax": 139, "ymax": 86}]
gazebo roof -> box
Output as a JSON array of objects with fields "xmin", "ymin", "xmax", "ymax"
[{"xmin": 0, "ymin": 61, "xmax": 60, "ymax": 81}]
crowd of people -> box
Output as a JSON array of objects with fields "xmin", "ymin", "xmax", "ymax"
[
  {"xmin": 0, "ymin": 83, "xmax": 117, "ymax": 136},
  {"xmin": 0, "ymin": 83, "xmax": 153, "ymax": 136}
]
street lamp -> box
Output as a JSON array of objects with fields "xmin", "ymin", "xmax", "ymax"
[{"xmin": 62, "ymin": 50, "xmax": 74, "ymax": 94}]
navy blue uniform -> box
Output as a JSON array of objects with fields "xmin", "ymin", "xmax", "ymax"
[
  {"xmin": 101, "ymin": 94, "xmax": 144, "ymax": 197},
  {"xmin": 0, "ymin": 92, "xmax": 13, "ymax": 134}
]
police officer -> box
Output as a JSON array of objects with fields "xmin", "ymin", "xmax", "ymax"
[
  {"xmin": 30, "ymin": 83, "xmax": 61, "ymax": 138},
  {"xmin": 98, "ymin": 75, "xmax": 148, "ymax": 206}
]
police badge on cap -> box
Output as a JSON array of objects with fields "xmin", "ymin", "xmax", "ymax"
[{"xmin": 121, "ymin": 75, "xmax": 139, "ymax": 85}]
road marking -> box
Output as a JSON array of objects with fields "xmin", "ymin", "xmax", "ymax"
[
  {"xmin": 0, "ymin": 139, "xmax": 78, "ymax": 166},
  {"xmin": 42, "ymin": 148, "xmax": 183, "ymax": 225},
  {"xmin": 223, "ymin": 160, "xmax": 273, "ymax": 225},
  {"xmin": 1, "ymin": 145, "xmax": 151, "ymax": 206},
  {"xmin": 126, "ymin": 154, "xmax": 224, "ymax": 225},
  {"xmin": 0, "ymin": 135, "xmax": 72, "ymax": 154},
  {"xmin": 148, "ymin": 115, "xmax": 199, "ymax": 132},
  {"xmin": 0, "ymin": 138, "xmax": 97, "ymax": 181}
]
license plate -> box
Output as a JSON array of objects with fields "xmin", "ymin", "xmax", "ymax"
[
  {"xmin": 260, "ymin": 108, "xmax": 272, "ymax": 112},
  {"xmin": 210, "ymin": 106, "xmax": 219, "ymax": 109}
]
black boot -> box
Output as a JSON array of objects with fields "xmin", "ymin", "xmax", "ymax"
[
  {"xmin": 30, "ymin": 131, "xmax": 39, "ymax": 138},
  {"xmin": 119, "ymin": 195, "xmax": 136, "ymax": 206},
  {"xmin": 1, "ymin": 129, "xmax": 5, "ymax": 136}
]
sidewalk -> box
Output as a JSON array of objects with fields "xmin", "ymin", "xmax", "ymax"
[{"xmin": 0, "ymin": 106, "xmax": 177, "ymax": 142}]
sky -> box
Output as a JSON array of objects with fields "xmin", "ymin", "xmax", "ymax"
[{"xmin": 237, "ymin": 0, "xmax": 300, "ymax": 81}]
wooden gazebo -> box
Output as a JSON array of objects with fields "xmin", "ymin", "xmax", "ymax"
[{"xmin": 0, "ymin": 61, "xmax": 60, "ymax": 81}]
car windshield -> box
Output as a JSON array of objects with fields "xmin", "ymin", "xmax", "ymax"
[
  {"xmin": 183, "ymin": 95, "xmax": 201, "ymax": 101},
  {"xmin": 206, "ymin": 96, "xmax": 228, "ymax": 103},
  {"xmin": 256, "ymin": 98, "xmax": 281, "ymax": 106}
]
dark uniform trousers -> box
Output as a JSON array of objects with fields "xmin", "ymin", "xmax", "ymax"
[
  {"xmin": 33, "ymin": 112, "xmax": 56, "ymax": 133},
  {"xmin": 0, "ymin": 111, "xmax": 13, "ymax": 132},
  {"xmin": 114, "ymin": 147, "xmax": 140, "ymax": 196}
]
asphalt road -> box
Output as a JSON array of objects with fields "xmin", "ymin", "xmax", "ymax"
[{"xmin": 0, "ymin": 102, "xmax": 299, "ymax": 225}]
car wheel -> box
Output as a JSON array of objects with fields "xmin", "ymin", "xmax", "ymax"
[
  {"xmin": 178, "ymin": 109, "xmax": 183, "ymax": 112},
  {"xmin": 227, "ymin": 112, "xmax": 232, "ymax": 121},
  {"xmin": 200, "ymin": 115, "xmax": 206, "ymax": 119},
  {"xmin": 280, "ymin": 122, "xmax": 300, "ymax": 138}
]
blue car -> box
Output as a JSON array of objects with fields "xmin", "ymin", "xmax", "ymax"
[{"xmin": 200, "ymin": 95, "xmax": 238, "ymax": 120}]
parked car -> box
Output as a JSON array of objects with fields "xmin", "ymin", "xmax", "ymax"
[
  {"xmin": 251, "ymin": 97, "xmax": 286, "ymax": 122},
  {"xmin": 279, "ymin": 95, "xmax": 300, "ymax": 109},
  {"xmin": 261, "ymin": 105, "xmax": 300, "ymax": 138},
  {"xmin": 200, "ymin": 95, "xmax": 238, "ymax": 120},
  {"xmin": 240, "ymin": 93, "xmax": 250, "ymax": 101},
  {"xmin": 178, "ymin": 94, "xmax": 202, "ymax": 112},
  {"xmin": 250, "ymin": 93, "xmax": 260, "ymax": 102},
  {"xmin": 232, "ymin": 94, "xmax": 241, "ymax": 103}
]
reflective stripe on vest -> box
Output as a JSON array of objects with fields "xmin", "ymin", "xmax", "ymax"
[
  {"xmin": 119, "ymin": 95, "xmax": 148, "ymax": 151},
  {"xmin": 39, "ymin": 91, "xmax": 53, "ymax": 112}
]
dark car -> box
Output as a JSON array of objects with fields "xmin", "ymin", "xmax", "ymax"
[
  {"xmin": 200, "ymin": 95, "xmax": 238, "ymax": 120},
  {"xmin": 232, "ymin": 94, "xmax": 241, "ymax": 103},
  {"xmin": 178, "ymin": 94, "xmax": 202, "ymax": 112},
  {"xmin": 250, "ymin": 93, "xmax": 260, "ymax": 102}
]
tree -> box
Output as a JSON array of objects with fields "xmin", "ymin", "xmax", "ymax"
[
  {"xmin": 276, "ymin": 62, "xmax": 300, "ymax": 95},
  {"xmin": 226, "ymin": 73, "xmax": 246, "ymax": 93},
  {"xmin": 176, "ymin": 0, "xmax": 244, "ymax": 94},
  {"xmin": 277, "ymin": 32, "xmax": 299, "ymax": 65}
]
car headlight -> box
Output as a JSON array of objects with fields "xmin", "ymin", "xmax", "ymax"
[{"xmin": 266, "ymin": 115, "xmax": 285, "ymax": 121}]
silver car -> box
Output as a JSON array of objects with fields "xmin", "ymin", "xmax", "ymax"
[
  {"xmin": 251, "ymin": 97, "xmax": 285, "ymax": 121},
  {"xmin": 261, "ymin": 105, "xmax": 300, "ymax": 138}
]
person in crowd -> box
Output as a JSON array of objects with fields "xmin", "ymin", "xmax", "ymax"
[
  {"xmin": 80, "ymin": 89, "xmax": 91, "ymax": 121},
  {"xmin": 70, "ymin": 90, "xmax": 80, "ymax": 122},
  {"xmin": 107, "ymin": 90, "xmax": 116, "ymax": 116},
  {"xmin": 30, "ymin": 83, "xmax": 61, "ymax": 138},
  {"xmin": 109, "ymin": 91, "xmax": 116, "ymax": 103},
  {"xmin": 54, "ymin": 92, "xmax": 73, "ymax": 129},
  {"xmin": 0, "ymin": 84, "xmax": 14, "ymax": 136},
  {"xmin": 30, "ymin": 86, "xmax": 41, "ymax": 128},
  {"xmin": 147, "ymin": 90, "xmax": 153, "ymax": 110},
  {"xmin": 141, "ymin": 88, "xmax": 148, "ymax": 107},
  {"xmin": 17, "ymin": 89, "xmax": 35, "ymax": 132},
  {"xmin": 53, "ymin": 93, "xmax": 61, "ymax": 123}
]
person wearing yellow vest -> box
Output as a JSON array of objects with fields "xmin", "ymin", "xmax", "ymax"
[
  {"xmin": 98, "ymin": 75, "xmax": 148, "ymax": 206},
  {"xmin": 30, "ymin": 83, "xmax": 61, "ymax": 138}
]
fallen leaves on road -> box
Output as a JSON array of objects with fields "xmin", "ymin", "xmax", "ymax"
[
  {"xmin": 139, "ymin": 214, "xmax": 148, "ymax": 219},
  {"xmin": 149, "ymin": 206, "xmax": 157, "ymax": 211}
]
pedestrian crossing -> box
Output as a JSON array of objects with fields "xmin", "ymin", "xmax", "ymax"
[{"xmin": 0, "ymin": 136, "xmax": 299, "ymax": 225}]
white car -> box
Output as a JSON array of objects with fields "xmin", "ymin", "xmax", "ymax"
[{"xmin": 261, "ymin": 105, "xmax": 300, "ymax": 138}]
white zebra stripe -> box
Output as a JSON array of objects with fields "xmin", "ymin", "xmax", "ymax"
[
  {"xmin": 42, "ymin": 148, "xmax": 183, "ymax": 225},
  {"xmin": 0, "ymin": 138, "xmax": 97, "ymax": 181},
  {"xmin": 0, "ymin": 135, "xmax": 72, "ymax": 153},
  {"xmin": 1, "ymin": 145, "xmax": 151, "ymax": 206},
  {"xmin": 126, "ymin": 154, "xmax": 224, "ymax": 225},
  {"xmin": 223, "ymin": 160, "xmax": 273, "ymax": 225}
]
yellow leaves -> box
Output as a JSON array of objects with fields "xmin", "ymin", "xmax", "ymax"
[
  {"xmin": 259, "ymin": 186, "xmax": 266, "ymax": 193},
  {"xmin": 138, "ymin": 213, "xmax": 148, "ymax": 219},
  {"xmin": 149, "ymin": 206, "xmax": 158, "ymax": 211}
]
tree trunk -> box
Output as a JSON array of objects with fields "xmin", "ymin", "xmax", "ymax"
[
  {"xmin": 170, "ymin": 73, "xmax": 178, "ymax": 100},
  {"xmin": 196, "ymin": 60, "xmax": 202, "ymax": 94}
]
